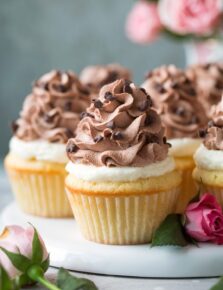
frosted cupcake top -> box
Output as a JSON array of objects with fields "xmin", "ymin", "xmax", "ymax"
[
  {"xmin": 66, "ymin": 79, "xmax": 170, "ymax": 167},
  {"xmin": 80, "ymin": 63, "xmax": 132, "ymax": 95},
  {"xmin": 202, "ymin": 97, "xmax": 223, "ymax": 150},
  {"xmin": 12, "ymin": 70, "xmax": 91, "ymax": 144},
  {"xmin": 187, "ymin": 62, "xmax": 223, "ymax": 116},
  {"xmin": 142, "ymin": 65, "xmax": 208, "ymax": 139}
]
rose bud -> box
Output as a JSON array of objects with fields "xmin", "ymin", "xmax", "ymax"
[
  {"xmin": 185, "ymin": 193, "xmax": 223, "ymax": 245},
  {"xmin": 126, "ymin": 1, "xmax": 162, "ymax": 44},
  {"xmin": 0, "ymin": 225, "xmax": 50, "ymax": 288},
  {"xmin": 159, "ymin": 0, "xmax": 221, "ymax": 35}
]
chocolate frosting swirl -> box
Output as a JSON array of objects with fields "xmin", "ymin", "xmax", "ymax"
[
  {"xmin": 80, "ymin": 63, "xmax": 132, "ymax": 97},
  {"xmin": 66, "ymin": 79, "xmax": 170, "ymax": 167},
  {"xmin": 142, "ymin": 65, "xmax": 208, "ymax": 138},
  {"xmin": 186, "ymin": 63, "xmax": 223, "ymax": 117},
  {"xmin": 203, "ymin": 96, "xmax": 223, "ymax": 150},
  {"xmin": 13, "ymin": 70, "xmax": 91, "ymax": 143}
]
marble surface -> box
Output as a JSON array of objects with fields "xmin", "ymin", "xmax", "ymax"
[{"xmin": 0, "ymin": 166, "xmax": 220, "ymax": 290}]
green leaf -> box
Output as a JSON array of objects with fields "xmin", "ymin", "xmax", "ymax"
[
  {"xmin": 41, "ymin": 256, "xmax": 50, "ymax": 273},
  {"xmin": 31, "ymin": 226, "xmax": 43, "ymax": 264},
  {"xmin": 0, "ymin": 265, "xmax": 14, "ymax": 290},
  {"xmin": 151, "ymin": 214, "xmax": 188, "ymax": 247},
  {"xmin": 57, "ymin": 268, "xmax": 98, "ymax": 290},
  {"xmin": 0, "ymin": 247, "xmax": 31, "ymax": 272},
  {"xmin": 210, "ymin": 276, "xmax": 223, "ymax": 290}
]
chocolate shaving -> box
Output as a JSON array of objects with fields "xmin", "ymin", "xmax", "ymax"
[
  {"xmin": 80, "ymin": 112, "xmax": 94, "ymax": 119},
  {"xmin": 11, "ymin": 121, "xmax": 19, "ymax": 133},
  {"xmin": 140, "ymin": 87, "xmax": 148, "ymax": 95},
  {"xmin": 43, "ymin": 114, "xmax": 54, "ymax": 123},
  {"xmin": 94, "ymin": 100, "xmax": 103, "ymax": 108},
  {"xmin": 54, "ymin": 84, "xmax": 67, "ymax": 93},
  {"xmin": 65, "ymin": 129, "xmax": 74, "ymax": 139},
  {"xmin": 94, "ymin": 135, "xmax": 103, "ymax": 143},
  {"xmin": 199, "ymin": 129, "xmax": 207, "ymax": 138},
  {"xmin": 66, "ymin": 142, "xmax": 78, "ymax": 153},
  {"xmin": 104, "ymin": 92, "xmax": 115, "ymax": 101},
  {"xmin": 154, "ymin": 83, "xmax": 166, "ymax": 94},
  {"xmin": 113, "ymin": 131, "xmax": 123, "ymax": 140}
]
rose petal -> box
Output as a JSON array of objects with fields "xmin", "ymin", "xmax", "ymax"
[
  {"xmin": 126, "ymin": 1, "xmax": 162, "ymax": 44},
  {"xmin": 159, "ymin": 0, "xmax": 221, "ymax": 35},
  {"xmin": 0, "ymin": 242, "xmax": 21, "ymax": 278},
  {"xmin": 186, "ymin": 193, "xmax": 222, "ymax": 212},
  {"xmin": 185, "ymin": 209, "xmax": 211, "ymax": 241}
]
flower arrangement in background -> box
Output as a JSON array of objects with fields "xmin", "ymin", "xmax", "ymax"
[{"xmin": 126, "ymin": 0, "xmax": 222, "ymax": 44}]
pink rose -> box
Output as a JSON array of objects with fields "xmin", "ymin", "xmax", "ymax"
[
  {"xmin": 185, "ymin": 193, "xmax": 223, "ymax": 244},
  {"xmin": 126, "ymin": 1, "xmax": 162, "ymax": 44},
  {"xmin": 0, "ymin": 225, "xmax": 48, "ymax": 278},
  {"xmin": 159, "ymin": 0, "xmax": 222, "ymax": 35}
]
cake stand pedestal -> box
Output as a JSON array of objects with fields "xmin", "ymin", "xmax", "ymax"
[{"xmin": 1, "ymin": 202, "xmax": 223, "ymax": 278}]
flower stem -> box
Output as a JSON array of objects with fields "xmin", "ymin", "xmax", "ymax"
[
  {"xmin": 36, "ymin": 276, "xmax": 60, "ymax": 290},
  {"xmin": 27, "ymin": 265, "xmax": 60, "ymax": 290}
]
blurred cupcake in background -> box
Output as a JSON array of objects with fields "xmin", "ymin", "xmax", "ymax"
[
  {"xmin": 80, "ymin": 63, "xmax": 132, "ymax": 100},
  {"xmin": 5, "ymin": 70, "xmax": 91, "ymax": 217},
  {"xmin": 186, "ymin": 62, "xmax": 223, "ymax": 117},
  {"xmin": 194, "ymin": 97, "xmax": 223, "ymax": 206},
  {"xmin": 142, "ymin": 65, "xmax": 208, "ymax": 213},
  {"xmin": 65, "ymin": 79, "xmax": 181, "ymax": 245}
]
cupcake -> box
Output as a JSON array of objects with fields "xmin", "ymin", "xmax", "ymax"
[
  {"xmin": 142, "ymin": 65, "xmax": 208, "ymax": 213},
  {"xmin": 5, "ymin": 70, "xmax": 91, "ymax": 217},
  {"xmin": 193, "ymin": 97, "xmax": 223, "ymax": 205},
  {"xmin": 65, "ymin": 79, "xmax": 181, "ymax": 244},
  {"xmin": 80, "ymin": 63, "xmax": 132, "ymax": 100},
  {"xmin": 186, "ymin": 62, "xmax": 223, "ymax": 117}
]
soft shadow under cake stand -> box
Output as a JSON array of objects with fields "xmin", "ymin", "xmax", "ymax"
[{"xmin": 1, "ymin": 202, "xmax": 223, "ymax": 278}]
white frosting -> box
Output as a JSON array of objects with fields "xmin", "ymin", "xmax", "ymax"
[
  {"xmin": 169, "ymin": 138, "xmax": 201, "ymax": 157},
  {"xmin": 9, "ymin": 137, "xmax": 68, "ymax": 164},
  {"xmin": 66, "ymin": 157, "xmax": 175, "ymax": 182},
  {"xmin": 194, "ymin": 144, "xmax": 223, "ymax": 170}
]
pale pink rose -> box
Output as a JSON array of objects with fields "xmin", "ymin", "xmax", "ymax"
[
  {"xmin": 185, "ymin": 193, "xmax": 223, "ymax": 244},
  {"xmin": 159, "ymin": 0, "xmax": 222, "ymax": 35},
  {"xmin": 0, "ymin": 241, "xmax": 21, "ymax": 278},
  {"xmin": 126, "ymin": 1, "xmax": 162, "ymax": 44},
  {"xmin": 0, "ymin": 225, "xmax": 48, "ymax": 278}
]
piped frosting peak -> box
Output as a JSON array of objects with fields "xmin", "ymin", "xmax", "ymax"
[
  {"xmin": 66, "ymin": 79, "xmax": 170, "ymax": 167},
  {"xmin": 142, "ymin": 65, "xmax": 208, "ymax": 138},
  {"xmin": 202, "ymin": 96, "xmax": 223, "ymax": 150},
  {"xmin": 13, "ymin": 70, "xmax": 91, "ymax": 143},
  {"xmin": 80, "ymin": 63, "xmax": 132, "ymax": 95}
]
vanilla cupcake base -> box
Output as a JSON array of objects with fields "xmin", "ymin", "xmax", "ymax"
[
  {"xmin": 174, "ymin": 156, "xmax": 197, "ymax": 213},
  {"xmin": 5, "ymin": 153, "xmax": 72, "ymax": 218},
  {"xmin": 193, "ymin": 167, "xmax": 223, "ymax": 206},
  {"xmin": 65, "ymin": 170, "xmax": 181, "ymax": 244}
]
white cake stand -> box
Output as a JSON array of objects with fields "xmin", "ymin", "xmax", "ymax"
[{"xmin": 1, "ymin": 202, "xmax": 223, "ymax": 278}]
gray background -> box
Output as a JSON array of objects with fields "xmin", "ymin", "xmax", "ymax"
[{"xmin": 0, "ymin": 0, "xmax": 185, "ymax": 159}]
